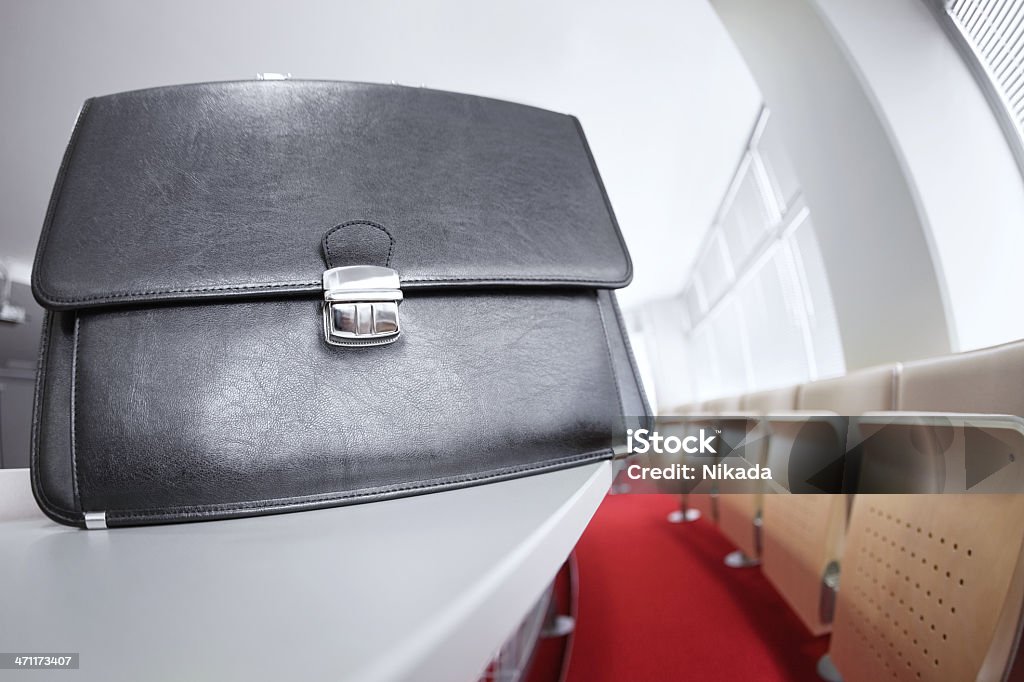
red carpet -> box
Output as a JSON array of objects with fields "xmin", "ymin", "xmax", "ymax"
[{"xmin": 565, "ymin": 494, "xmax": 828, "ymax": 682}]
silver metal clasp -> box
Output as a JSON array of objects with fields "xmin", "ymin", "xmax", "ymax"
[{"xmin": 322, "ymin": 265, "xmax": 403, "ymax": 347}]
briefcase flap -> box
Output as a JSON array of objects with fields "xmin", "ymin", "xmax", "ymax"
[{"xmin": 31, "ymin": 80, "xmax": 632, "ymax": 311}]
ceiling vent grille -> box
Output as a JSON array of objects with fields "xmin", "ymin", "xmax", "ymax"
[{"xmin": 943, "ymin": 0, "xmax": 1024, "ymax": 169}]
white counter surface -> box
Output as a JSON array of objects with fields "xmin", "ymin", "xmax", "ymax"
[{"xmin": 0, "ymin": 462, "xmax": 610, "ymax": 681}]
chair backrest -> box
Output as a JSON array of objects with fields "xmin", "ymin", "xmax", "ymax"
[
  {"xmin": 741, "ymin": 385, "xmax": 799, "ymax": 415},
  {"xmin": 711, "ymin": 387, "xmax": 799, "ymax": 560},
  {"xmin": 757, "ymin": 379, "xmax": 834, "ymax": 488},
  {"xmin": 761, "ymin": 494, "xmax": 846, "ymax": 636},
  {"xmin": 648, "ymin": 396, "xmax": 738, "ymax": 495},
  {"xmin": 829, "ymin": 494, "xmax": 1024, "ymax": 682},
  {"xmin": 898, "ymin": 339, "xmax": 1024, "ymax": 417},
  {"xmin": 775, "ymin": 364, "xmax": 899, "ymax": 492},
  {"xmin": 665, "ymin": 401, "xmax": 704, "ymax": 415},
  {"xmin": 857, "ymin": 342, "xmax": 1024, "ymax": 496},
  {"xmin": 760, "ymin": 369, "xmax": 896, "ymax": 636},
  {"xmin": 799, "ymin": 364, "xmax": 899, "ymax": 414},
  {"xmin": 685, "ymin": 394, "xmax": 742, "ymax": 490},
  {"xmin": 703, "ymin": 394, "xmax": 742, "ymax": 415},
  {"xmin": 646, "ymin": 416, "xmax": 697, "ymax": 495},
  {"xmin": 740, "ymin": 385, "xmax": 799, "ymax": 469}
]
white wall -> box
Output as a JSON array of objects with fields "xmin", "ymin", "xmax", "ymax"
[
  {"xmin": 714, "ymin": 0, "xmax": 954, "ymax": 370},
  {"xmin": 814, "ymin": 0, "xmax": 1024, "ymax": 352},
  {"xmin": 0, "ymin": 0, "xmax": 761, "ymax": 310},
  {"xmin": 715, "ymin": 0, "xmax": 1024, "ymax": 364},
  {"xmin": 645, "ymin": 0, "xmax": 1024, "ymax": 407}
]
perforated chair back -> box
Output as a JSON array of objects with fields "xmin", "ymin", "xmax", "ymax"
[{"xmin": 829, "ymin": 494, "xmax": 1024, "ymax": 682}]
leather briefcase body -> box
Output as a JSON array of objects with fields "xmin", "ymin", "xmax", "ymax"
[{"xmin": 29, "ymin": 80, "xmax": 649, "ymax": 528}]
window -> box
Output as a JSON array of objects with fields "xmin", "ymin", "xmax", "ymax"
[{"xmin": 665, "ymin": 109, "xmax": 846, "ymax": 404}]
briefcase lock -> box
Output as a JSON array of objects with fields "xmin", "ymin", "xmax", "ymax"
[{"xmin": 322, "ymin": 265, "xmax": 403, "ymax": 347}]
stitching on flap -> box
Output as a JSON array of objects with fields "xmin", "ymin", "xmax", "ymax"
[
  {"xmin": 33, "ymin": 106, "xmax": 632, "ymax": 309},
  {"xmin": 70, "ymin": 315, "xmax": 82, "ymax": 511},
  {"xmin": 30, "ymin": 312, "xmax": 82, "ymax": 524},
  {"xmin": 322, "ymin": 220, "xmax": 395, "ymax": 268},
  {"xmin": 36, "ymin": 274, "xmax": 628, "ymax": 306},
  {"xmin": 106, "ymin": 449, "xmax": 612, "ymax": 521}
]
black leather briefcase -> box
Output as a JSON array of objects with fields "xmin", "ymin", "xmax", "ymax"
[{"xmin": 29, "ymin": 80, "xmax": 649, "ymax": 528}]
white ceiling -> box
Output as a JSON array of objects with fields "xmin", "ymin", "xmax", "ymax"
[{"xmin": 0, "ymin": 0, "xmax": 760, "ymax": 309}]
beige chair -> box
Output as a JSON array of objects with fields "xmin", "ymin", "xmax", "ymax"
[
  {"xmin": 849, "ymin": 412, "xmax": 1024, "ymax": 495},
  {"xmin": 898, "ymin": 339, "xmax": 1024, "ymax": 417},
  {"xmin": 892, "ymin": 337, "xmax": 1024, "ymax": 493},
  {"xmin": 714, "ymin": 385, "xmax": 798, "ymax": 567},
  {"xmin": 671, "ymin": 395, "xmax": 743, "ymax": 524},
  {"xmin": 864, "ymin": 339, "xmax": 1024, "ymax": 496},
  {"xmin": 760, "ymin": 364, "xmax": 898, "ymax": 636},
  {"xmin": 823, "ymin": 341, "xmax": 1024, "ymax": 679},
  {"xmin": 657, "ymin": 401, "xmax": 707, "ymax": 522},
  {"xmin": 651, "ymin": 399, "xmax": 712, "ymax": 523},
  {"xmin": 804, "ymin": 365, "xmax": 900, "ymax": 417},
  {"xmin": 669, "ymin": 401, "xmax": 704, "ymax": 415},
  {"xmin": 653, "ymin": 413, "xmax": 709, "ymax": 523},
  {"xmin": 827, "ymin": 494, "xmax": 1024, "ymax": 682}
]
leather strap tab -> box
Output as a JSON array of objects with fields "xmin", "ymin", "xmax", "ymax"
[{"xmin": 322, "ymin": 221, "xmax": 395, "ymax": 269}]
